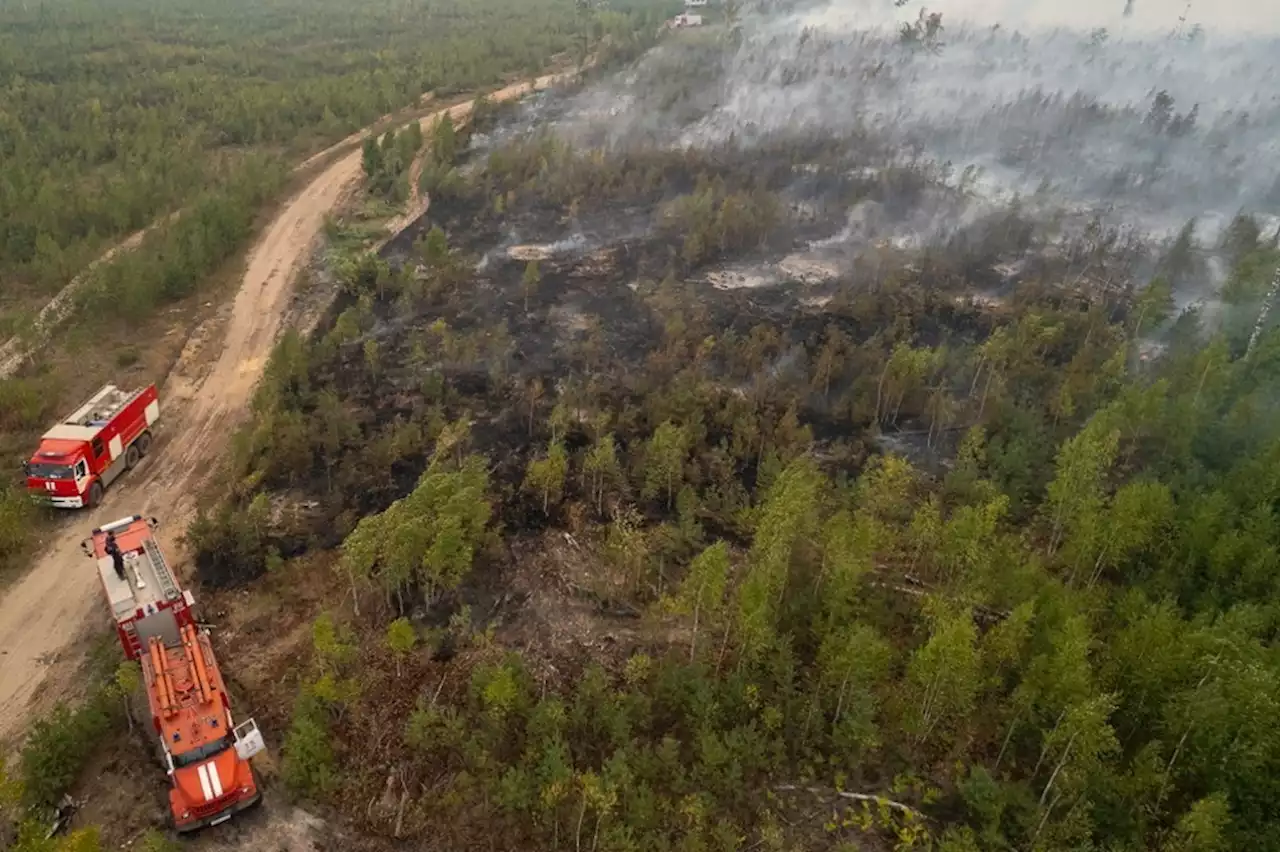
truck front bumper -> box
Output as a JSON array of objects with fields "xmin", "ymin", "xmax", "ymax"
[
  {"xmin": 174, "ymin": 788, "xmax": 263, "ymax": 833},
  {"xmin": 29, "ymin": 493, "xmax": 83, "ymax": 509}
]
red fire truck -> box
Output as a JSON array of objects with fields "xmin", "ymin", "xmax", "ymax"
[
  {"xmin": 25, "ymin": 383, "xmax": 160, "ymax": 509},
  {"xmin": 84, "ymin": 516, "xmax": 264, "ymax": 831}
]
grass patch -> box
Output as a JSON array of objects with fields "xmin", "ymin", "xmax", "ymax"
[{"xmin": 114, "ymin": 348, "xmax": 140, "ymax": 369}]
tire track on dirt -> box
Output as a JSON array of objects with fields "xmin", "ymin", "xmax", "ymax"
[{"xmin": 0, "ymin": 69, "xmax": 574, "ymax": 747}]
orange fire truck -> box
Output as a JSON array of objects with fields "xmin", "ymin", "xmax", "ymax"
[
  {"xmin": 84, "ymin": 516, "xmax": 264, "ymax": 831},
  {"xmin": 25, "ymin": 383, "xmax": 160, "ymax": 509}
]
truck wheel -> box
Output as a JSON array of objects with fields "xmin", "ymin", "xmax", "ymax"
[
  {"xmin": 88, "ymin": 481, "xmax": 104, "ymax": 509},
  {"xmin": 125, "ymin": 444, "xmax": 141, "ymax": 470},
  {"xmin": 136, "ymin": 431, "xmax": 153, "ymax": 457}
]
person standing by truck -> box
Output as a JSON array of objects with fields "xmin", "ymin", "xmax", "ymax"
[{"xmin": 105, "ymin": 532, "xmax": 126, "ymax": 581}]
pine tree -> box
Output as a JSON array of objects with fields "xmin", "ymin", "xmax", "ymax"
[
  {"xmin": 522, "ymin": 259, "xmax": 541, "ymax": 313},
  {"xmin": 434, "ymin": 112, "xmax": 458, "ymax": 165},
  {"xmin": 362, "ymin": 136, "xmax": 384, "ymax": 181}
]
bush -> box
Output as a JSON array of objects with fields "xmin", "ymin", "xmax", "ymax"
[
  {"xmin": 135, "ymin": 829, "xmax": 180, "ymax": 852},
  {"xmin": 20, "ymin": 696, "xmax": 115, "ymax": 810},
  {"xmin": 281, "ymin": 693, "xmax": 337, "ymax": 798},
  {"xmin": 0, "ymin": 486, "xmax": 34, "ymax": 570},
  {"xmin": 8, "ymin": 821, "xmax": 103, "ymax": 852},
  {"xmin": 186, "ymin": 493, "xmax": 274, "ymax": 588},
  {"xmin": 0, "ymin": 378, "xmax": 60, "ymax": 432}
]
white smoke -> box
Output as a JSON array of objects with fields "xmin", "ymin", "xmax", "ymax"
[{"xmin": 532, "ymin": 0, "xmax": 1280, "ymax": 240}]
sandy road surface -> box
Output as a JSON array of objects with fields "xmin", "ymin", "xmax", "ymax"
[{"xmin": 0, "ymin": 69, "xmax": 571, "ymax": 747}]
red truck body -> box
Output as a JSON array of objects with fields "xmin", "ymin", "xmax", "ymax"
[
  {"xmin": 88, "ymin": 513, "xmax": 194, "ymax": 660},
  {"xmin": 26, "ymin": 383, "xmax": 159, "ymax": 509},
  {"xmin": 85, "ymin": 516, "xmax": 264, "ymax": 832}
]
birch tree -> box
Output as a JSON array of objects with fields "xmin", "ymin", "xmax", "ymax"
[
  {"xmin": 816, "ymin": 509, "xmax": 877, "ymax": 627},
  {"xmin": 1030, "ymin": 692, "xmax": 1119, "ymax": 847},
  {"xmin": 668, "ymin": 540, "xmax": 730, "ymax": 661},
  {"xmin": 336, "ymin": 455, "xmax": 491, "ymax": 607},
  {"xmin": 583, "ymin": 433, "xmax": 621, "ymax": 515},
  {"xmin": 385, "ymin": 617, "xmax": 417, "ymax": 678},
  {"xmin": 903, "ymin": 598, "xmax": 979, "ymax": 746},
  {"xmin": 999, "ymin": 613, "xmax": 1095, "ymax": 771},
  {"xmin": 735, "ymin": 457, "xmax": 824, "ymax": 661},
  {"xmin": 1087, "ymin": 480, "xmax": 1173, "ymax": 587},
  {"xmin": 1044, "ymin": 417, "xmax": 1120, "ymax": 557},
  {"xmin": 816, "ymin": 622, "xmax": 892, "ymax": 751},
  {"xmin": 641, "ymin": 420, "xmax": 691, "ymax": 509}
]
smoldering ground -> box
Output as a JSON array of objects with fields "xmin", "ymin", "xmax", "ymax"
[{"xmin": 373, "ymin": 0, "xmax": 1280, "ymax": 421}]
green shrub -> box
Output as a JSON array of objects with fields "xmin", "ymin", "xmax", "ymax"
[
  {"xmin": 0, "ymin": 486, "xmax": 34, "ymax": 570},
  {"xmin": 136, "ymin": 828, "xmax": 180, "ymax": 852},
  {"xmin": 186, "ymin": 492, "xmax": 274, "ymax": 588},
  {"xmin": 20, "ymin": 696, "xmax": 115, "ymax": 810},
  {"xmin": 0, "ymin": 378, "xmax": 59, "ymax": 432},
  {"xmin": 281, "ymin": 693, "xmax": 337, "ymax": 798}
]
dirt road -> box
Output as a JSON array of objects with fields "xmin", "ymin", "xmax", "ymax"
[{"xmin": 0, "ymin": 70, "xmax": 572, "ymax": 746}]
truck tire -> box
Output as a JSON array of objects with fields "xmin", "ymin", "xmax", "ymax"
[
  {"xmin": 88, "ymin": 481, "xmax": 104, "ymax": 509},
  {"xmin": 136, "ymin": 431, "xmax": 153, "ymax": 457},
  {"xmin": 125, "ymin": 444, "xmax": 141, "ymax": 470}
]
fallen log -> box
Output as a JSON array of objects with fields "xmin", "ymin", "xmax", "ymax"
[{"xmin": 774, "ymin": 784, "xmax": 928, "ymax": 822}]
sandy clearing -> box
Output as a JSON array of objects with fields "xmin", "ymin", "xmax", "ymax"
[{"xmin": 0, "ymin": 68, "xmax": 575, "ymax": 747}]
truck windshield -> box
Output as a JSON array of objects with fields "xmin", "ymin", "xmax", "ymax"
[
  {"xmin": 27, "ymin": 463, "xmax": 73, "ymax": 479},
  {"xmin": 172, "ymin": 734, "xmax": 234, "ymax": 768}
]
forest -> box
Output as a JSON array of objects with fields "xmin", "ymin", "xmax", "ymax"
[
  {"xmin": 6, "ymin": 2, "xmax": 1280, "ymax": 851},
  {"xmin": 0, "ymin": 0, "xmax": 669, "ymax": 585},
  {"xmin": 168, "ymin": 52, "xmax": 1280, "ymax": 849}
]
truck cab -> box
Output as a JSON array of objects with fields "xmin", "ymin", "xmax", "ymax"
[{"xmin": 25, "ymin": 441, "xmax": 90, "ymax": 507}]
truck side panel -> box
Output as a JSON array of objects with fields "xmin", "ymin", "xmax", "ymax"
[{"xmin": 92, "ymin": 384, "xmax": 158, "ymax": 476}]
